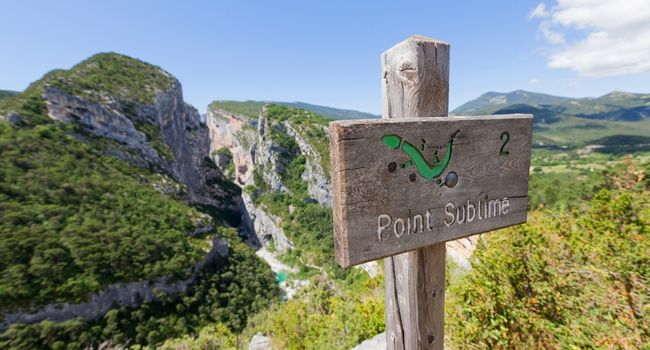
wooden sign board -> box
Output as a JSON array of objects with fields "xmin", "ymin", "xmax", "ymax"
[{"xmin": 330, "ymin": 114, "xmax": 533, "ymax": 267}]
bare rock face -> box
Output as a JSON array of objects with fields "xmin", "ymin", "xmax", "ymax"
[
  {"xmin": 207, "ymin": 107, "xmax": 295, "ymax": 251},
  {"xmin": 256, "ymin": 112, "xmax": 291, "ymax": 192},
  {"xmin": 351, "ymin": 332, "xmax": 386, "ymax": 350},
  {"xmin": 43, "ymin": 79, "xmax": 241, "ymax": 226},
  {"xmin": 241, "ymin": 193, "xmax": 293, "ymax": 252},
  {"xmin": 43, "ymin": 85, "xmax": 165, "ymax": 170},
  {"xmin": 249, "ymin": 332, "xmax": 273, "ymax": 350},
  {"xmin": 0, "ymin": 111, "xmax": 24, "ymax": 125},
  {"xmin": 207, "ymin": 108, "xmax": 257, "ymax": 185},
  {"xmin": 283, "ymin": 122, "xmax": 331, "ymax": 206},
  {"xmin": 446, "ymin": 235, "xmax": 482, "ymax": 269}
]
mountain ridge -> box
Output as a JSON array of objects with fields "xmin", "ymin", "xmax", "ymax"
[
  {"xmin": 452, "ymin": 89, "xmax": 650, "ymax": 120},
  {"xmin": 210, "ymin": 100, "xmax": 379, "ymax": 120}
]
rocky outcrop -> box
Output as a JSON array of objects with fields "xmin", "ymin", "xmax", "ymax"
[
  {"xmin": 351, "ymin": 332, "xmax": 386, "ymax": 350},
  {"xmin": 43, "ymin": 85, "xmax": 165, "ymax": 170},
  {"xmin": 241, "ymin": 193, "xmax": 293, "ymax": 252},
  {"xmin": 249, "ymin": 332, "xmax": 273, "ymax": 350},
  {"xmin": 207, "ymin": 108, "xmax": 257, "ymax": 186},
  {"xmin": 283, "ymin": 122, "xmax": 331, "ymax": 206},
  {"xmin": 255, "ymin": 112, "xmax": 291, "ymax": 192},
  {"xmin": 0, "ymin": 68, "xmax": 243, "ymax": 331},
  {"xmin": 207, "ymin": 107, "xmax": 295, "ymax": 252},
  {"xmin": 43, "ymin": 79, "xmax": 241, "ymax": 226},
  {"xmin": 447, "ymin": 235, "xmax": 482, "ymax": 269},
  {"xmin": 0, "ymin": 236, "xmax": 229, "ymax": 330}
]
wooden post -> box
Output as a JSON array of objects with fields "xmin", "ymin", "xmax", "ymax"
[{"xmin": 382, "ymin": 35, "xmax": 449, "ymax": 350}]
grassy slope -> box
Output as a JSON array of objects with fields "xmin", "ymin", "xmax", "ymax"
[
  {"xmin": 453, "ymin": 90, "xmax": 650, "ymax": 148},
  {"xmin": 533, "ymin": 117, "xmax": 650, "ymax": 146}
]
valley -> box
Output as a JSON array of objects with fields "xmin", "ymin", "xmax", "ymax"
[{"xmin": 0, "ymin": 55, "xmax": 648, "ymax": 349}]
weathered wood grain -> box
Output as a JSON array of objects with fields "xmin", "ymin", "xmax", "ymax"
[
  {"xmin": 385, "ymin": 243, "xmax": 445, "ymax": 350},
  {"xmin": 330, "ymin": 35, "xmax": 532, "ymax": 350},
  {"xmin": 381, "ymin": 36, "xmax": 449, "ymax": 350},
  {"xmin": 330, "ymin": 115, "xmax": 533, "ymax": 267},
  {"xmin": 382, "ymin": 35, "xmax": 449, "ymax": 119}
]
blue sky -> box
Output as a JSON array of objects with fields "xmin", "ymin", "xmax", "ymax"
[{"xmin": 2, "ymin": 0, "xmax": 649, "ymax": 114}]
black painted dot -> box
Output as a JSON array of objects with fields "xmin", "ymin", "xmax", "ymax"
[
  {"xmin": 409, "ymin": 173, "xmax": 416, "ymax": 182},
  {"xmin": 388, "ymin": 162, "xmax": 397, "ymax": 173}
]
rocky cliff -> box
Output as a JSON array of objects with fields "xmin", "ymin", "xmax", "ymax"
[
  {"xmin": 207, "ymin": 106, "xmax": 296, "ymax": 251},
  {"xmin": 0, "ymin": 53, "xmax": 244, "ymax": 329},
  {"xmin": 207, "ymin": 103, "xmax": 479, "ymax": 269},
  {"xmin": 44, "ymin": 78, "xmax": 240, "ymax": 225},
  {"xmin": 283, "ymin": 122, "xmax": 331, "ymax": 206}
]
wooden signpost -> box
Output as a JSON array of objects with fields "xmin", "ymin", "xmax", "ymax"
[{"xmin": 329, "ymin": 36, "xmax": 532, "ymax": 349}]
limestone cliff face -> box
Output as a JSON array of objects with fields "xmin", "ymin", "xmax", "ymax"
[
  {"xmin": 207, "ymin": 108, "xmax": 256, "ymax": 185},
  {"xmin": 207, "ymin": 103, "xmax": 479, "ymax": 278},
  {"xmin": 207, "ymin": 106, "xmax": 294, "ymax": 251},
  {"xmin": 255, "ymin": 112, "xmax": 293, "ymax": 193},
  {"xmin": 43, "ymin": 85, "xmax": 165, "ymax": 170},
  {"xmin": 43, "ymin": 79, "xmax": 240, "ymax": 225},
  {"xmin": 241, "ymin": 193, "xmax": 294, "ymax": 252},
  {"xmin": 208, "ymin": 106, "xmax": 331, "ymax": 203},
  {"xmin": 283, "ymin": 122, "xmax": 331, "ymax": 206}
]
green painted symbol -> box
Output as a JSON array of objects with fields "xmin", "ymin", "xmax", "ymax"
[{"xmin": 382, "ymin": 130, "xmax": 459, "ymax": 183}]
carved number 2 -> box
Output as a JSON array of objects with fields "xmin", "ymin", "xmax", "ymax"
[{"xmin": 499, "ymin": 131, "xmax": 510, "ymax": 156}]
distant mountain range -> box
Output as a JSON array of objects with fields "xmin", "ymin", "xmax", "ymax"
[
  {"xmin": 452, "ymin": 89, "xmax": 650, "ymax": 122},
  {"xmin": 209, "ymin": 100, "xmax": 379, "ymax": 120}
]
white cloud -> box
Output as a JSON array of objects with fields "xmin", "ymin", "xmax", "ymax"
[
  {"xmin": 529, "ymin": 3, "xmax": 550, "ymax": 19},
  {"xmin": 539, "ymin": 21, "xmax": 565, "ymax": 44},
  {"xmin": 529, "ymin": 78, "xmax": 540, "ymax": 84},
  {"xmin": 531, "ymin": 0, "xmax": 650, "ymax": 77}
]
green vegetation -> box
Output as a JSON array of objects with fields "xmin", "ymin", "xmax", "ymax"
[
  {"xmin": 1, "ymin": 227, "xmax": 279, "ymax": 349},
  {"xmin": 264, "ymin": 104, "xmax": 330, "ymax": 174},
  {"xmin": 156, "ymin": 323, "xmax": 236, "ymax": 350},
  {"xmin": 452, "ymin": 90, "xmax": 650, "ymax": 148},
  {"xmin": 213, "ymin": 147, "xmax": 235, "ymax": 179},
  {"xmin": 0, "ymin": 53, "xmax": 174, "ymax": 155},
  {"xmin": 453, "ymin": 89, "xmax": 650, "ymax": 119},
  {"xmin": 246, "ymin": 104, "xmax": 351, "ymax": 278},
  {"xmin": 0, "ymin": 90, "xmax": 18, "ymax": 102},
  {"xmin": 254, "ymin": 192, "xmax": 335, "ymax": 273},
  {"xmin": 0, "ymin": 122, "xmax": 206, "ymax": 309},
  {"xmin": 447, "ymin": 169, "xmax": 649, "ymax": 348},
  {"xmin": 210, "ymin": 100, "xmax": 379, "ymax": 121},
  {"xmin": 209, "ymin": 100, "xmax": 265, "ymax": 118},
  {"xmin": 534, "ymin": 117, "xmax": 650, "ymax": 147},
  {"xmin": 528, "ymin": 149, "xmax": 650, "ymax": 210},
  {"xmin": 243, "ymin": 280, "xmax": 384, "ymax": 350},
  {"xmin": 0, "ymin": 53, "xmax": 279, "ymax": 349},
  {"xmin": 46, "ymin": 53, "xmax": 172, "ymax": 105}
]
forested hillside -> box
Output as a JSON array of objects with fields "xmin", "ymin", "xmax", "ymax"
[
  {"xmin": 0, "ymin": 53, "xmax": 278, "ymax": 349},
  {"xmin": 1, "ymin": 53, "xmax": 649, "ymax": 349}
]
